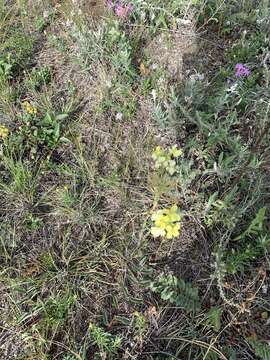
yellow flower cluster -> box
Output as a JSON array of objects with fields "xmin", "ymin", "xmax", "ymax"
[
  {"xmin": 151, "ymin": 205, "xmax": 181, "ymax": 239},
  {"xmin": 152, "ymin": 145, "xmax": 182, "ymax": 175},
  {"xmin": 22, "ymin": 101, "xmax": 37, "ymax": 115},
  {"xmin": 0, "ymin": 124, "xmax": 9, "ymax": 139}
]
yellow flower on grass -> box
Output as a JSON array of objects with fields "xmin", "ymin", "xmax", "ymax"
[
  {"xmin": 155, "ymin": 215, "xmax": 168, "ymax": 229},
  {"xmin": 151, "ymin": 205, "xmax": 181, "ymax": 239},
  {"xmin": 152, "ymin": 146, "xmax": 167, "ymax": 169},
  {"xmin": 166, "ymin": 204, "xmax": 181, "ymax": 222},
  {"xmin": 165, "ymin": 223, "xmax": 181, "ymax": 239},
  {"xmin": 152, "ymin": 144, "xmax": 182, "ymax": 175},
  {"xmin": 0, "ymin": 124, "xmax": 9, "ymax": 139},
  {"xmin": 165, "ymin": 159, "xmax": 177, "ymax": 175},
  {"xmin": 152, "ymin": 210, "xmax": 166, "ymax": 224},
  {"xmin": 169, "ymin": 144, "xmax": 183, "ymax": 158},
  {"xmin": 151, "ymin": 226, "xmax": 166, "ymax": 237},
  {"xmin": 22, "ymin": 101, "xmax": 37, "ymax": 115},
  {"xmin": 152, "ymin": 146, "xmax": 162, "ymax": 160}
]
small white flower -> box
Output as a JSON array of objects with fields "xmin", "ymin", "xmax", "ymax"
[
  {"xmin": 116, "ymin": 112, "xmax": 123, "ymax": 120},
  {"xmin": 106, "ymin": 80, "xmax": 112, "ymax": 88},
  {"xmin": 177, "ymin": 18, "xmax": 192, "ymax": 26},
  {"xmin": 227, "ymin": 83, "xmax": 238, "ymax": 93},
  {"xmin": 151, "ymin": 89, "xmax": 157, "ymax": 102},
  {"xmin": 43, "ymin": 10, "xmax": 49, "ymax": 19}
]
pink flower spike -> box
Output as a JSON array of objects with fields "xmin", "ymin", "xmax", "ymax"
[
  {"xmin": 106, "ymin": 0, "xmax": 113, "ymax": 9},
  {"xmin": 235, "ymin": 63, "xmax": 251, "ymax": 78},
  {"xmin": 126, "ymin": 3, "xmax": 133, "ymax": 14},
  {"xmin": 115, "ymin": 3, "xmax": 125, "ymax": 18},
  {"xmin": 115, "ymin": 2, "xmax": 133, "ymax": 19}
]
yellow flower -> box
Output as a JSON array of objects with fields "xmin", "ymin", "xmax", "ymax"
[
  {"xmin": 152, "ymin": 146, "xmax": 163, "ymax": 160},
  {"xmin": 167, "ymin": 205, "xmax": 181, "ymax": 222},
  {"xmin": 22, "ymin": 101, "xmax": 37, "ymax": 115},
  {"xmin": 152, "ymin": 212, "xmax": 167, "ymax": 229},
  {"xmin": 155, "ymin": 215, "xmax": 168, "ymax": 229},
  {"xmin": 165, "ymin": 159, "xmax": 176, "ymax": 175},
  {"xmin": 169, "ymin": 145, "xmax": 183, "ymax": 158},
  {"xmin": 0, "ymin": 124, "xmax": 9, "ymax": 139},
  {"xmin": 151, "ymin": 209, "xmax": 165, "ymax": 221},
  {"xmin": 151, "ymin": 205, "xmax": 181, "ymax": 239},
  {"xmin": 151, "ymin": 226, "xmax": 166, "ymax": 238},
  {"xmin": 152, "ymin": 145, "xmax": 182, "ymax": 175},
  {"xmin": 165, "ymin": 223, "xmax": 181, "ymax": 239}
]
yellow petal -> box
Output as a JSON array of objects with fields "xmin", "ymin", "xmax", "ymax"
[
  {"xmin": 172, "ymin": 223, "xmax": 181, "ymax": 236},
  {"xmin": 153, "ymin": 146, "xmax": 161, "ymax": 157},
  {"xmin": 169, "ymin": 204, "xmax": 178, "ymax": 213},
  {"xmin": 151, "ymin": 210, "xmax": 164, "ymax": 221},
  {"xmin": 156, "ymin": 218, "xmax": 167, "ymax": 229},
  {"xmin": 168, "ymin": 213, "xmax": 181, "ymax": 222},
  {"xmin": 170, "ymin": 145, "xmax": 182, "ymax": 158},
  {"xmin": 165, "ymin": 229, "xmax": 174, "ymax": 239},
  {"xmin": 151, "ymin": 227, "xmax": 165, "ymax": 238},
  {"xmin": 165, "ymin": 223, "xmax": 173, "ymax": 231},
  {"xmin": 165, "ymin": 223, "xmax": 180, "ymax": 239},
  {"xmin": 167, "ymin": 167, "xmax": 175, "ymax": 175}
]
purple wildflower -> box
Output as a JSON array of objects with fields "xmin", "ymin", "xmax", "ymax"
[
  {"xmin": 114, "ymin": 1, "xmax": 133, "ymax": 18},
  {"xmin": 106, "ymin": 0, "xmax": 113, "ymax": 8},
  {"xmin": 235, "ymin": 63, "xmax": 251, "ymax": 78},
  {"xmin": 105, "ymin": 0, "xmax": 133, "ymax": 19}
]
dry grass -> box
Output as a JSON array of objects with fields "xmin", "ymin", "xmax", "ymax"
[{"xmin": 0, "ymin": 0, "xmax": 269, "ymax": 359}]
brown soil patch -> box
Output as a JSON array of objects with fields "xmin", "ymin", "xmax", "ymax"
[
  {"xmin": 72, "ymin": 0, "xmax": 107, "ymax": 18},
  {"xmin": 144, "ymin": 21, "xmax": 197, "ymax": 79}
]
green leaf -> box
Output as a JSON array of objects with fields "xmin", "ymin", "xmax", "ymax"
[
  {"xmin": 150, "ymin": 274, "xmax": 201, "ymax": 312},
  {"xmin": 222, "ymin": 346, "xmax": 237, "ymax": 360},
  {"xmin": 248, "ymin": 338, "xmax": 270, "ymax": 360},
  {"xmin": 43, "ymin": 113, "xmax": 53, "ymax": 124},
  {"xmin": 206, "ymin": 307, "xmax": 223, "ymax": 331},
  {"xmin": 55, "ymin": 113, "xmax": 68, "ymax": 121},
  {"xmin": 204, "ymin": 351, "xmax": 219, "ymax": 360},
  {"xmin": 205, "ymin": 192, "xmax": 219, "ymax": 213},
  {"xmin": 54, "ymin": 123, "xmax": 60, "ymax": 138},
  {"xmin": 236, "ymin": 207, "xmax": 266, "ymax": 240}
]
